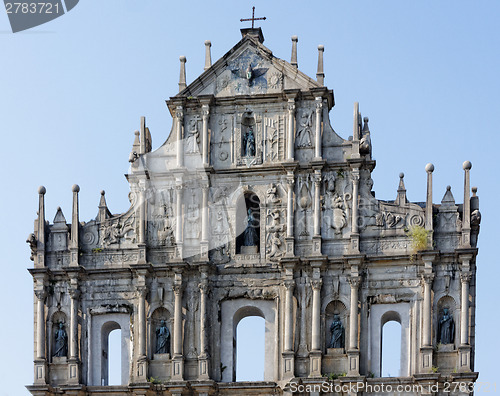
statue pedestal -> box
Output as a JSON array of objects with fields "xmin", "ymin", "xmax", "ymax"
[
  {"xmin": 309, "ymin": 350, "xmax": 322, "ymax": 377},
  {"xmin": 282, "ymin": 351, "xmax": 295, "ymax": 379},
  {"xmin": 171, "ymin": 355, "xmax": 184, "ymax": 380},
  {"xmin": 419, "ymin": 346, "xmax": 433, "ymax": 373},
  {"xmin": 326, "ymin": 348, "xmax": 344, "ymax": 355},
  {"xmin": 241, "ymin": 245, "xmax": 258, "ymax": 254},
  {"xmin": 458, "ymin": 345, "xmax": 471, "ymax": 372}
]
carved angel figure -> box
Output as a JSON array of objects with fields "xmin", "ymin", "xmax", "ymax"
[
  {"xmin": 331, "ymin": 195, "xmax": 347, "ymax": 232},
  {"xmin": 231, "ymin": 64, "xmax": 268, "ymax": 86},
  {"xmin": 186, "ymin": 119, "xmax": 200, "ymax": 153}
]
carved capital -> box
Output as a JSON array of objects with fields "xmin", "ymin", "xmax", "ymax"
[
  {"xmin": 202, "ymin": 104, "xmax": 210, "ymax": 118},
  {"xmin": 310, "ymin": 278, "xmax": 322, "ymax": 290},
  {"xmin": 68, "ymin": 288, "xmax": 81, "ymax": 300},
  {"xmin": 34, "ymin": 289, "xmax": 46, "ymax": 301},
  {"xmin": 199, "ymin": 281, "xmax": 209, "ymax": 295},
  {"xmin": 287, "ymin": 101, "xmax": 296, "ymax": 112},
  {"xmin": 348, "ymin": 276, "xmax": 361, "ymax": 288},
  {"xmin": 421, "ymin": 274, "xmax": 435, "ymax": 286},
  {"xmin": 286, "ymin": 177, "xmax": 295, "ymax": 188},
  {"xmin": 172, "ymin": 283, "xmax": 183, "ymax": 295},
  {"xmin": 136, "ymin": 286, "xmax": 148, "ymax": 298},
  {"xmin": 315, "ymin": 97, "xmax": 323, "ymax": 111},
  {"xmin": 460, "ymin": 272, "xmax": 472, "ymax": 284},
  {"xmin": 175, "ymin": 106, "xmax": 184, "ymax": 120},
  {"xmin": 351, "ymin": 172, "xmax": 360, "ymax": 182},
  {"xmin": 313, "ymin": 172, "xmax": 322, "ymax": 186},
  {"xmin": 283, "ymin": 279, "xmax": 295, "ymax": 292}
]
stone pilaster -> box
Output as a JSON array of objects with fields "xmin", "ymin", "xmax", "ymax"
[
  {"xmin": 172, "ymin": 273, "xmax": 184, "ymax": 380},
  {"xmin": 34, "ymin": 289, "xmax": 47, "ymax": 384},
  {"xmin": 198, "ymin": 279, "xmax": 210, "ymax": 380},
  {"xmin": 68, "ymin": 286, "xmax": 81, "ymax": 384},
  {"xmin": 136, "ymin": 285, "xmax": 148, "ymax": 381},
  {"xmin": 285, "ymin": 173, "xmax": 295, "ymax": 256},
  {"xmin": 200, "ymin": 185, "xmax": 209, "ymax": 259},
  {"xmin": 282, "ymin": 279, "xmax": 295, "ymax": 379},
  {"xmin": 309, "ymin": 278, "xmax": 322, "ymax": 377},
  {"xmin": 286, "ymin": 99, "xmax": 295, "ymax": 161},
  {"xmin": 420, "ymin": 273, "xmax": 434, "ymax": 373},
  {"xmin": 350, "ymin": 168, "xmax": 360, "ymax": 253},
  {"xmin": 175, "ymin": 181, "xmax": 184, "ymax": 257},
  {"xmin": 347, "ymin": 276, "xmax": 360, "ymax": 376}
]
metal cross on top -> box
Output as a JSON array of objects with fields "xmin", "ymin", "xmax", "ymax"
[{"xmin": 240, "ymin": 6, "xmax": 266, "ymax": 29}]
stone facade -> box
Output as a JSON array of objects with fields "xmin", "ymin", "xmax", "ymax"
[{"xmin": 27, "ymin": 28, "xmax": 481, "ymax": 396}]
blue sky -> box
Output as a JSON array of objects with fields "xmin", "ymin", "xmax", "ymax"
[{"xmin": 0, "ymin": 1, "xmax": 498, "ymax": 394}]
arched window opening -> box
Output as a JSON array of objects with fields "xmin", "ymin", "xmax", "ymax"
[
  {"xmin": 381, "ymin": 320, "xmax": 401, "ymax": 377},
  {"xmin": 236, "ymin": 316, "xmax": 265, "ymax": 381},
  {"xmin": 107, "ymin": 329, "xmax": 122, "ymax": 385},
  {"xmin": 236, "ymin": 193, "xmax": 260, "ymax": 254}
]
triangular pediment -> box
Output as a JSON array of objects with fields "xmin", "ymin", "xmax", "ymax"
[{"xmin": 177, "ymin": 34, "xmax": 321, "ymax": 98}]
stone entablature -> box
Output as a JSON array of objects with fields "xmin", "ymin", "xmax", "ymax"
[{"xmin": 28, "ymin": 28, "xmax": 481, "ymax": 396}]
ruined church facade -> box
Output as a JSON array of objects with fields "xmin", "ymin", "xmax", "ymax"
[{"xmin": 28, "ymin": 28, "xmax": 481, "ymax": 396}]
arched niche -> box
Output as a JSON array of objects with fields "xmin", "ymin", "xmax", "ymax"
[
  {"xmin": 50, "ymin": 311, "xmax": 68, "ymax": 360},
  {"xmin": 149, "ymin": 307, "xmax": 173, "ymax": 359},
  {"xmin": 235, "ymin": 192, "xmax": 261, "ymax": 254},
  {"xmin": 241, "ymin": 112, "xmax": 257, "ymax": 158},
  {"xmin": 324, "ymin": 300, "xmax": 347, "ymax": 352},
  {"xmin": 369, "ymin": 303, "xmax": 410, "ymax": 377},
  {"xmin": 221, "ymin": 299, "xmax": 276, "ymax": 382},
  {"xmin": 435, "ymin": 296, "xmax": 458, "ymax": 348}
]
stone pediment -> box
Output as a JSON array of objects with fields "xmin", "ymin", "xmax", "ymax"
[{"xmin": 176, "ymin": 34, "xmax": 321, "ymax": 99}]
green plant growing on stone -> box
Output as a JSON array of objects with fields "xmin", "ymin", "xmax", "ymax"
[
  {"xmin": 327, "ymin": 372, "xmax": 346, "ymax": 381},
  {"xmin": 220, "ymin": 363, "xmax": 227, "ymax": 374},
  {"xmin": 406, "ymin": 225, "xmax": 430, "ymax": 259},
  {"xmin": 367, "ymin": 371, "xmax": 375, "ymax": 378},
  {"xmin": 147, "ymin": 376, "xmax": 162, "ymax": 384},
  {"xmin": 430, "ymin": 366, "xmax": 439, "ymax": 373},
  {"xmin": 92, "ymin": 247, "xmax": 103, "ymax": 253}
]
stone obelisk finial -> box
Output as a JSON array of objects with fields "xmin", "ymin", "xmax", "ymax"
[
  {"xmin": 70, "ymin": 184, "xmax": 80, "ymax": 266},
  {"xmin": 425, "ymin": 163, "xmax": 434, "ymax": 248},
  {"xmin": 36, "ymin": 186, "xmax": 46, "ymax": 267},
  {"xmin": 291, "ymin": 36, "xmax": 298, "ymax": 68},
  {"xmin": 316, "ymin": 45, "xmax": 325, "ymax": 85},
  {"xmin": 204, "ymin": 40, "xmax": 212, "ymax": 71},
  {"xmin": 179, "ymin": 55, "xmax": 187, "ymax": 92},
  {"xmin": 461, "ymin": 161, "xmax": 472, "ymax": 247}
]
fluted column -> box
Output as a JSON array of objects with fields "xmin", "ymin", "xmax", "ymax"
[
  {"xmin": 35, "ymin": 290, "xmax": 46, "ymax": 360},
  {"xmin": 313, "ymin": 171, "xmax": 321, "ymax": 236},
  {"xmin": 314, "ymin": 97, "xmax": 322, "ymax": 159},
  {"xmin": 69, "ymin": 288, "xmax": 80, "ymax": 359},
  {"xmin": 137, "ymin": 286, "xmax": 147, "ymax": 357},
  {"xmin": 202, "ymin": 104, "xmax": 210, "ymax": 166},
  {"xmin": 351, "ymin": 171, "xmax": 360, "ymax": 235},
  {"xmin": 199, "ymin": 282, "xmax": 208, "ymax": 355},
  {"xmin": 284, "ymin": 280, "xmax": 295, "ymax": 352},
  {"xmin": 176, "ymin": 106, "xmax": 184, "ymax": 168},
  {"xmin": 311, "ymin": 279, "xmax": 322, "ymax": 350},
  {"xmin": 348, "ymin": 277, "xmax": 360, "ymax": 350},
  {"xmin": 460, "ymin": 272, "xmax": 471, "ymax": 345},
  {"xmin": 286, "ymin": 100, "xmax": 295, "ymax": 160},
  {"xmin": 422, "ymin": 275, "xmax": 434, "ymax": 347}
]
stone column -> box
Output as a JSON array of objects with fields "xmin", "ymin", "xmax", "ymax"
[
  {"xmin": 198, "ymin": 280, "xmax": 210, "ymax": 379},
  {"xmin": 176, "ymin": 106, "xmax": 184, "ymax": 168},
  {"xmin": 175, "ymin": 183, "xmax": 183, "ymax": 244},
  {"xmin": 172, "ymin": 274, "xmax": 184, "ymax": 380},
  {"xmin": 286, "ymin": 100, "xmax": 295, "ymax": 161},
  {"xmin": 137, "ymin": 286, "xmax": 147, "ymax": 358},
  {"xmin": 309, "ymin": 278, "xmax": 322, "ymax": 377},
  {"xmin": 202, "ymin": 104, "xmax": 210, "ymax": 166},
  {"xmin": 422, "ymin": 275, "xmax": 434, "ymax": 347},
  {"xmin": 347, "ymin": 276, "xmax": 360, "ymax": 376},
  {"xmin": 34, "ymin": 289, "xmax": 47, "ymax": 384},
  {"xmin": 201, "ymin": 186, "xmax": 209, "ymax": 242},
  {"xmin": 314, "ymin": 97, "xmax": 322, "ymax": 159},
  {"xmin": 460, "ymin": 272, "xmax": 471, "ymax": 345},
  {"xmin": 282, "ymin": 280, "xmax": 295, "ymax": 379},
  {"xmin": 68, "ymin": 287, "xmax": 81, "ymax": 383},
  {"xmin": 350, "ymin": 169, "xmax": 360, "ymax": 252}
]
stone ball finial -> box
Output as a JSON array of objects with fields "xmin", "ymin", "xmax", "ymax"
[
  {"xmin": 399, "ymin": 172, "xmax": 404, "ymax": 179},
  {"xmin": 446, "ymin": 185, "xmax": 451, "ymax": 191},
  {"xmin": 291, "ymin": 35, "xmax": 298, "ymax": 42},
  {"xmin": 205, "ymin": 40, "xmax": 211, "ymax": 47},
  {"xmin": 472, "ymin": 186, "xmax": 478, "ymax": 196},
  {"xmin": 363, "ymin": 117, "xmax": 369, "ymax": 123},
  {"xmin": 101, "ymin": 190, "xmax": 105, "ymax": 196},
  {"xmin": 318, "ymin": 44, "xmax": 324, "ymax": 51},
  {"xmin": 463, "ymin": 160, "xmax": 472, "ymax": 170},
  {"xmin": 72, "ymin": 184, "xmax": 80, "ymax": 193},
  {"xmin": 57, "ymin": 206, "xmax": 61, "ymax": 211},
  {"xmin": 134, "ymin": 130, "xmax": 140, "ymax": 136},
  {"xmin": 179, "ymin": 55, "xmax": 186, "ymax": 62},
  {"xmin": 38, "ymin": 186, "xmax": 46, "ymax": 195},
  {"xmin": 425, "ymin": 163, "xmax": 434, "ymax": 173}
]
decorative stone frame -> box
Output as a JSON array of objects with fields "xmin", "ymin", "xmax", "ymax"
[
  {"xmin": 220, "ymin": 299, "xmax": 277, "ymax": 382},
  {"xmin": 369, "ymin": 303, "xmax": 411, "ymax": 377},
  {"xmin": 88, "ymin": 313, "xmax": 131, "ymax": 386}
]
